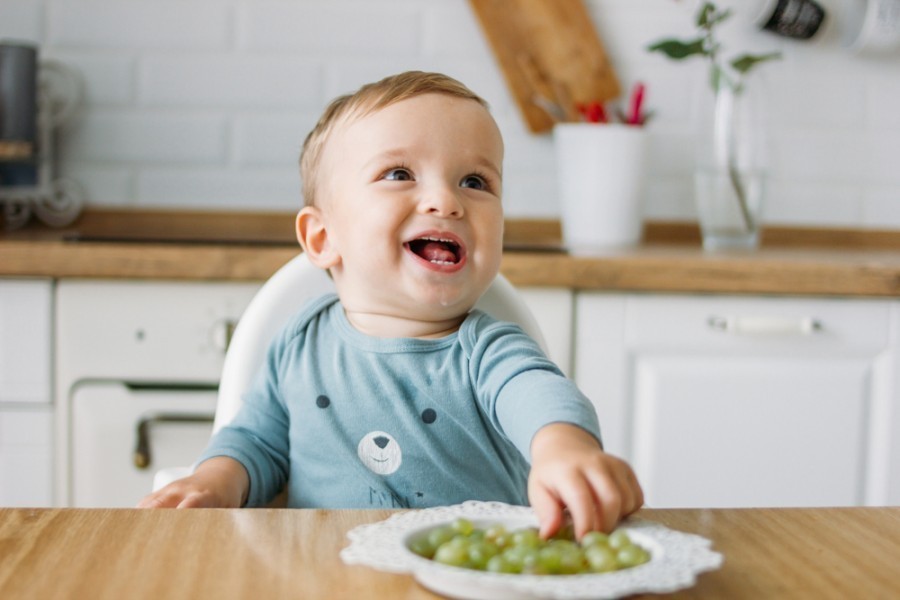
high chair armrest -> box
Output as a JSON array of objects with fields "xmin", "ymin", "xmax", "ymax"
[{"xmin": 152, "ymin": 466, "xmax": 192, "ymax": 492}]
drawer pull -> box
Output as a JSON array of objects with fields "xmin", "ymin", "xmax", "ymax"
[{"xmin": 707, "ymin": 316, "xmax": 822, "ymax": 336}]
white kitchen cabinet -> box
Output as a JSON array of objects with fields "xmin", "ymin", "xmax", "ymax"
[
  {"xmin": 0, "ymin": 407, "xmax": 53, "ymax": 506},
  {"xmin": 575, "ymin": 293, "xmax": 898, "ymax": 509},
  {"xmin": 0, "ymin": 279, "xmax": 54, "ymax": 507},
  {"xmin": 55, "ymin": 280, "xmax": 260, "ymax": 507},
  {"xmin": 0, "ymin": 279, "xmax": 52, "ymax": 403}
]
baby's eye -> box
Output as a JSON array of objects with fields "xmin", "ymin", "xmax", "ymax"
[
  {"xmin": 383, "ymin": 167, "xmax": 412, "ymax": 181},
  {"xmin": 460, "ymin": 174, "xmax": 488, "ymax": 190}
]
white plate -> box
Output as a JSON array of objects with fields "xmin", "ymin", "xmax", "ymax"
[{"xmin": 340, "ymin": 500, "xmax": 723, "ymax": 600}]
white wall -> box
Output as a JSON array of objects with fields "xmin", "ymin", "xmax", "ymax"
[{"xmin": 2, "ymin": 0, "xmax": 898, "ymax": 228}]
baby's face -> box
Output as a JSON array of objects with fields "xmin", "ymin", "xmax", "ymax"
[{"xmin": 316, "ymin": 93, "xmax": 505, "ymax": 330}]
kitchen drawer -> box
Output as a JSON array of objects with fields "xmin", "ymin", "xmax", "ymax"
[
  {"xmin": 625, "ymin": 295, "xmax": 891, "ymax": 354},
  {"xmin": 0, "ymin": 279, "xmax": 52, "ymax": 403},
  {"xmin": 56, "ymin": 280, "xmax": 260, "ymax": 383}
]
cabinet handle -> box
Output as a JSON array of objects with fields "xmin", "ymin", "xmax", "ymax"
[
  {"xmin": 133, "ymin": 412, "xmax": 215, "ymax": 470},
  {"xmin": 707, "ymin": 316, "xmax": 822, "ymax": 336}
]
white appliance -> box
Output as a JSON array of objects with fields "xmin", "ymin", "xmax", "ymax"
[{"xmin": 55, "ymin": 280, "xmax": 258, "ymax": 507}]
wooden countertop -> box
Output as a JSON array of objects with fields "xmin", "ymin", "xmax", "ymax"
[
  {"xmin": 2, "ymin": 209, "xmax": 899, "ymax": 297},
  {"xmin": 1, "ymin": 507, "xmax": 898, "ymax": 599}
]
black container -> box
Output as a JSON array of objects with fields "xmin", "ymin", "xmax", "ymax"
[
  {"xmin": 0, "ymin": 41, "xmax": 39, "ymax": 186},
  {"xmin": 760, "ymin": 0, "xmax": 827, "ymax": 40}
]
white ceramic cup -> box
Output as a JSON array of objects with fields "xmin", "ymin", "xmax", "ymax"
[
  {"xmin": 843, "ymin": 0, "xmax": 900, "ymax": 55},
  {"xmin": 554, "ymin": 123, "xmax": 647, "ymax": 250}
]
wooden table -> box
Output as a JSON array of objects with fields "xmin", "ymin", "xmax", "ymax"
[{"xmin": 1, "ymin": 507, "xmax": 898, "ymax": 599}]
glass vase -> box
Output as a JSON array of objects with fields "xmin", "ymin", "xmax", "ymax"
[{"xmin": 694, "ymin": 76, "xmax": 768, "ymax": 251}]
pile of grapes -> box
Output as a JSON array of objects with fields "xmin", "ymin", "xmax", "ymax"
[{"xmin": 408, "ymin": 518, "xmax": 651, "ymax": 575}]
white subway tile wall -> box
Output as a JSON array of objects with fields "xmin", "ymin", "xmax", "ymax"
[{"xmin": 1, "ymin": 0, "xmax": 897, "ymax": 226}]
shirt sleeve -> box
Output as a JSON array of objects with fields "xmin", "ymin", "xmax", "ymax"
[
  {"xmin": 463, "ymin": 313, "xmax": 603, "ymax": 462},
  {"xmin": 196, "ymin": 319, "xmax": 295, "ymax": 507}
]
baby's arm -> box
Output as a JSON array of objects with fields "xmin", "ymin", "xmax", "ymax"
[
  {"xmin": 136, "ymin": 456, "xmax": 249, "ymax": 508},
  {"xmin": 528, "ymin": 423, "xmax": 643, "ymax": 539}
]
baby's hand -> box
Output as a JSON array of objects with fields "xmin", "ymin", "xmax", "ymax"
[
  {"xmin": 528, "ymin": 423, "xmax": 643, "ymax": 539},
  {"xmin": 136, "ymin": 456, "xmax": 248, "ymax": 509}
]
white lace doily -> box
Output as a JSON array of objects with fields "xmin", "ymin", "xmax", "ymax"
[{"xmin": 341, "ymin": 501, "xmax": 723, "ymax": 600}]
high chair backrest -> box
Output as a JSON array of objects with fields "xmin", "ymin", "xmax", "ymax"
[{"xmin": 213, "ymin": 253, "xmax": 548, "ymax": 432}]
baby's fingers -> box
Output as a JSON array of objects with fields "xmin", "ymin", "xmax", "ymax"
[
  {"xmin": 558, "ymin": 481, "xmax": 603, "ymax": 539},
  {"xmin": 618, "ymin": 466, "xmax": 644, "ymax": 516},
  {"xmin": 176, "ymin": 491, "xmax": 220, "ymax": 508},
  {"xmin": 528, "ymin": 482, "xmax": 565, "ymax": 540},
  {"xmin": 136, "ymin": 489, "xmax": 182, "ymax": 508},
  {"xmin": 584, "ymin": 469, "xmax": 624, "ymax": 533}
]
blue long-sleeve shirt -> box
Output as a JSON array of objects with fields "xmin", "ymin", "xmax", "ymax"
[{"xmin": 199, "ymin": 294, "xmax": 601, "ymax": 509}]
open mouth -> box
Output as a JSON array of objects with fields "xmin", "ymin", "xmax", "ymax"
[{"xmin": 405, "ymin": 235, "xmax": 464, "ymax": 266}]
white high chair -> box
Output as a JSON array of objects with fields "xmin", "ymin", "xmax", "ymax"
[{"xmin": 152, "ymin": 253, "xmax": 547, "ymax": 490}]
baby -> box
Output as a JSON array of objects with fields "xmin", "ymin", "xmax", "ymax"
[{"xmin": 139, "ymin": 71, "xmax": 643, "ymax": 538}]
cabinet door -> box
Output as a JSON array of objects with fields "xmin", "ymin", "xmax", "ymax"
[
  {"xmin": 0, "ymin": 279, "xmax": 52, "ymax": 403},
  {"xmin": 0, "ymin": 408, "xmax": 53, "ymax": 506},
  {"xmin": 575, "ymin": 293, "xmax": 895, "ymax": 508},
  {"xmin": 70, "ymin": 382, "xmax": 216, "ymax": 508},
  {"xmin": 632, "ymin": 354, "xmax": 872, "ymax": 507},
  {"xmin": 0, "ymin": 280, "xmax": 53, "ymax": 506}
]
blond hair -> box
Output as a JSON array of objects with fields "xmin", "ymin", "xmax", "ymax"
[{"xmin": 299, "ymin": 71, "xmax": 489, "ymax": 207}]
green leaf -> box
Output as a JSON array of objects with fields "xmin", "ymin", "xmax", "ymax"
[
  {"xmin": 647, "ymin": 38, "xmax": 707, "ymax": 60},
  {"xmin": 697, "ymin": 3, "xmax": 731, "ymax": 28},
  {"xmin": 711, "ymin": 8, "xmax": 733, "ymax": 26},
  {"xmin": 730, "ymin": 52, "xmax": 782, "ymax": 74},
  {"xmin": 696, "ymin": 3, "xmax": 716, "ymax": 27}
]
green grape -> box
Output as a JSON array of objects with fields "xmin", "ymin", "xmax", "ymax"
[
  {"xmin": 510, "ymin": 527, "xmax": 541, "ymax": 549},
  {"xmin": 484, "ymin": 524, "xmax": 510, "ymax": 549},
  {"xmin": 501, "ymin": 545, "xmax": 531, "ymax": 571},
  {"xmin": 467, "ymin": 541, "xmax": 499, "ymax": 570},
  {"xmin": 549, "ymin": 539, "xmax": 579, "ymax": 554},
  {"xmin": 617, "ymin": 545, "xmax": 650, "ymax": 568},
  {"xmin": 557, "ymin": 546, "xmax": 587, "ymax": 575},
  {"xmin": 414, "ymin": 522, "xmax": 650, "ymax": 576},
  {"xmin": 608, "ymin": 530, "xmax": 632, "ymax": 550},
  {"xmin": 434, "ymin": 541, "xmax": 469, "ymax": 567},
  {"xmin": 427, "ymin": 525, "xmax": 456, "ymax": 549},
  {"xmin": 408, "ymin": 536, "xmax": 435, "ymax": 559},
  {"xmin": 468, "ymin": 529, "xmax": 486, "ymax": 542},
  {"xmin": 550, "ymin": 523, "xmax": 575, "ymax": 541},
  {"xmin": 536, "ymin": 545, "xmax": 564, "ymax": 574},
  {"xmin": 451, "ymin": 517, "xmax": 474, "ymax": 536},
  {"xmin": 486, "ymin": 554, "xmax": 517, "ymax": 574},
  {"xmin": 519, "ymin": 547, "xmax": 544, "ymax": 573},
  {"xmin": 581, "ymin": 531, "xmax": 610, "ymax": 548},
  {"xmin": 447, "ymin": 534, "xmax": 471, "ymax": 548},
  {"xmin": 585, "ymin": 545, "xmax": 618, "ymax": 573},
  {"xmin": 484, "ymin": 524, "xmax": 507, "ymax": 542}
]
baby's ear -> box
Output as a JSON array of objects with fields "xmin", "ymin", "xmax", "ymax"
[{"xmin": 296, "ymin": 207, "xmax": 340, "ymax": 269}]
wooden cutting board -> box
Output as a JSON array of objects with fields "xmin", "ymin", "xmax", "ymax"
[{"xmin": 468, "ymin": 0, "xmax": 621, "ymax": 133}]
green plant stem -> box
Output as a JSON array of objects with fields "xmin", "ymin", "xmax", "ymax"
[{"xmin": 726, "ymin": 153, "xmax": 754, "ymax": 232}]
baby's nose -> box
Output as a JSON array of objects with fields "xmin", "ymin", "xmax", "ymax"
[{"xmin": 419, "ymin": 186, "xmax": 463, "ymax": 218}]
